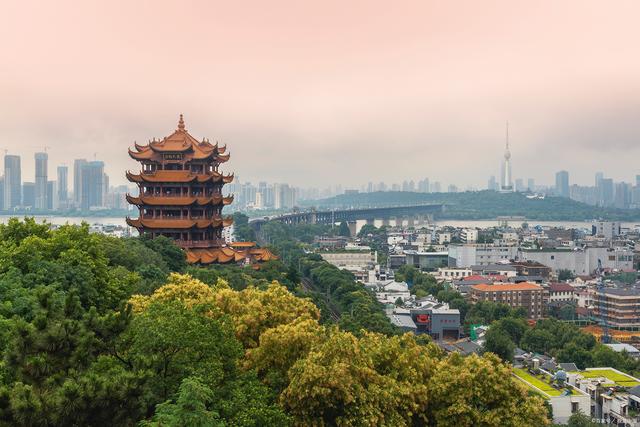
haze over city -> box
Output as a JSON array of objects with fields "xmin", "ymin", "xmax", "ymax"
[{"xmin": 2, "ymin": 0, "xmax": 640, "ymax": 188}]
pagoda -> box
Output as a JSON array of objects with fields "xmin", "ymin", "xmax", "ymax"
[{"xmin": 126, "ymin": 115, "xmax": 276, "ymax": 264}]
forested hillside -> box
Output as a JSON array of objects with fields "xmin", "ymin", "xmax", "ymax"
[
  {"xmin": 0, "ymin": 218, "xmax": 549, "ymax": 426},
  {"xmin": 305, "ymin": 190, "xmax": 640, "ymax": 221}
]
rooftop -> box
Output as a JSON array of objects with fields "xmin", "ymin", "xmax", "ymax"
[
  {"xmin": 513, "ymin": 368, "xmax": 583, "ymax": 398},
  {"xmin": 599, "ymin": 288, "xmax": 640, "ymax": 297},
  {"xmin": 570, "ymin": 368, "xmax": 640, "ymax": 387},
  {"xmin": 471, "ymin": 282, "xmax": 542, "ymax": 292},
  {"xmin": 548, "ymin": 282, "xmax": 575, "ymax": 292},
  {"xmin": 471, "ymin": 264, "xmax": 517, "ymax": 271}
]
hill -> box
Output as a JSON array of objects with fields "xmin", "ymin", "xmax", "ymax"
[{"xmin": 302, "ymin": 190, "xmax": 640, "ymax": 221}]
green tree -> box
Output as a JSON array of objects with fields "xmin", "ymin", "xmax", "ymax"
[
  {"xmin": 565, "ymin": 410, "xmax": 600, "ymax": 427},
  {"xmin": 427, "ymin": 353, "xmax": 549, "ymax": 426},
  {"xmin": 142, "ymin": 376, "xmax": 223, "ymax": 427},
  {"xmin": 338, "ymin": 221, "xmax": 351, "ymax": 237},
  {"xmin": 557, "ymin": 269, "xmax": 575, "ymax": 281},
  {"xmin": 483, "ymin": 326, "xmax": 516, "ymax": 362}
]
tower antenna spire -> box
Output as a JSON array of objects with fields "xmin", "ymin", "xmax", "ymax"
[{"xmin": 505, "ymin": 121, "xmax": 509, "ymax": 149}]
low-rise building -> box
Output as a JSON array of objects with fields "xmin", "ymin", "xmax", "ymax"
[
  {"xmin": 568, "ymin": 367, "xmax": 640, "ymax": 425},
  {"xmin": 548, "ymin": 282, "xmax": 575, "ymax": 304},
  {"xmin": 448, "ymin": 243, "xmax": 518, "ymax": 267},
  {"xmin": 519, "ymin": 247, "xmax": 634, "ymax": 275},
  {"xmin": 471, "ymin": 264, "xmax": 517, "ymax": 278},
  {"xmin": 404, "ymin": 250, "xmax": 448, "ymax": 271},
  {"xmin": 435, "ymin": 267, "xmax": 472, "ymax": 280},
  {"xmin": 470, "ymin": 282, "xmax": 544, "ymax": 319},
  {"xmin": 460, "ymin": 228, "xmax": 478, "ymax": 243},
  {"xmin": 410, "ymin": 306, "xmax": 460, "ymax": 341},
  {"xmin": 512, "ymin": 367, "xmax": 590, "ymax": 425}
]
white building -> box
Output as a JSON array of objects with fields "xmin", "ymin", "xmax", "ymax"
[
  {"xmin": 519, "ymin": 247, "xmax": 634, "ymax": 275},
  {"xmin": 593, "ymin": 221, "xmax": 621, "ymax": 239},
  {"xmin": 448, "ymin": 243, "xmax": 518, "ymax": 267},
  {"xmin": 460, "ymin": 229, "xmax": 478, "ymax": 243}
]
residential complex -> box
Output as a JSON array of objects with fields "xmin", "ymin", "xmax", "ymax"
[{"xmin": 470, "ymin": 282, "xmax": 544, "ymax": 319}]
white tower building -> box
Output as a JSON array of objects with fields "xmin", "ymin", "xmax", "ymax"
[{"xmin": 500, "ymin": 123, "xmax": 513, "ymax": 192}]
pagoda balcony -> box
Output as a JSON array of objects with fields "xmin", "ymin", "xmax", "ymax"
[{"xmin": 176, "ymin": 239, "xmax": 225, "ymax": 249}]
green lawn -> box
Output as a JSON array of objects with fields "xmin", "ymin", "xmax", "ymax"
[
  {"xmin": 571, "ymin": 369, "xmax": 640, "ymax": 387},
  {"xmin": 513, "ymin": 368, "xmax": 579, "ymax": 397}
]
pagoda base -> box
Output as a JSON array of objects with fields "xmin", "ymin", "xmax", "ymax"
[{"xmin": 185, "ymin": 242, "xmax": 277, "ymax": 265}]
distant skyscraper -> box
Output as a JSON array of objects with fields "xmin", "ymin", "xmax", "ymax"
[
  {"xmin": 500, "ymin": 123, "xmax": 513, "ymax": 192},
  {"xmin": 600, "ymin": 178, "xmax": 614, "ymax": 207},
  {"xmin": 432, "ymin": 181, "xmax": 441, "ymax": 193},
  {"xmin": 47, "ymin": 181, "xmax": 56, "ymax": 210},
  {"xmin": 636, "ymin": 175, "xmax": 640, "ymax": 188},
  {"xmin": 34, "ymin": 152, "xmax": 48, "ymax": 210},
  {"xmin": 515, "ymin": 178, "xmax": 524, "ymax": 192},
  {"xmin": 555, "ymin": 170, "xmax": 569, "ymax": 198},
  {"xmin": 527, "ymin": 178, "xmax": 535, "ymax": 192},
  {"xmin": 488, "ymin": 175, "xmax": 497, "ymax": 191},
  {"xmin": 81, "ymin": 161, "xmax": 105, "ymax": 211},
  {"xmin": 595, "ymin": 172, "xmax": 604, "ymax": 188},
  {"xmin": 74, "ymin": 159, "xmax": 87, "ymax": 205},
  {"xmin": 4, "ymin": 154, "xmax": 21, "ymax": 210},
  {"xmin": 22, "ymin": 182, "xmax": 35, "ymax": 208},
  {"xmin": 57, "ymin": 165, "xmax": 68, "ymax": 206},
  {"xmin": 615, "ymin": 182, "xmax": 632, "ymax": 209}
]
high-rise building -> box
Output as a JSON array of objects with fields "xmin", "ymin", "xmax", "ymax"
[
  {"xmin": 0, "ymin": 177, "xmax": 4, "ymax": 210},
  {"xmin": 595, "ymin": 172, "xmax": 604, "ymax": 188},
  {"xmin": 47, "ymin": 180, "xmax": 56, "ymax": 210},
  {"xmin": 22, "ymin": 182, "xmax": 35, "ymax": 208},
  {"xmin": 80, "ymin": 161, "xmax": 105, "ymax": 211},
  {"xmin": 34, "ymin": 152, "xmax": 48, "ymax": 210},
  {"xmin": 555, "ymin": 170, "xmax": 569, "ymax": 198},
  {"xmin": 500, "ymin": 123, "xmax": 513, "ymax": 192},
  {"xmin": 527, "ymin": 178, "xmax": 535, "ymax": 192},
  {"xmin": 515, "ymin": 178, "xmax": 524, "ymax": 192},
  {"xmin": 614, "ymin": 182, "xmax": 632, "ymax": 209},
  {"xmin": 488, "ymin": 176, "xmax": 497, "ymax": 191},
  {"xmin": 4, "ymin": 155, "xmax": 21, "ymax": 210},
  {"xmin": 599, "ymin": 178, "xmax": 614, "ymax": 207},
  {"xmin": 73, "ymin": 159, "xmax": 87, "ymax": 206},
  {"xmin": 57, "ymin": 165, "xmax": 68, "ymax": 207}
]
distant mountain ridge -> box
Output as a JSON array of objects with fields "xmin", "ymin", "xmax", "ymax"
[{"xmin": 301, "ymin": 191, "xmax": 640, "ymax": 221}]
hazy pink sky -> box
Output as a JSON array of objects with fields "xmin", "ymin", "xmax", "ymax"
[{"xmin": 2, "ymin": 0, "xmax": 640, "ymax": 189}]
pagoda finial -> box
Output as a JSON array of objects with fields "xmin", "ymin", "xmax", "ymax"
[{"xmin": 178, "ymin": 114, "xmax": 185, "ymax": 131}]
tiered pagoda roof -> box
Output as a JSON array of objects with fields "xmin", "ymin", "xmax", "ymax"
[
  {"xmin": 126, "ymin": 217, "xmax": 234, "ymax": 230},
  {"xmin": 125, "ymin": 115, "xmax": 276, "ymax": 266},
  {"xmin": 126, "ymin": 170, "xmax": 234, "ymax": 184},
  {"xmin": 128, "ymin": 116, "xmax": 230, "ymax": 162},
  {"xmin": 185, "ymin": 244, "xmax": 279, "ymax": 264}
]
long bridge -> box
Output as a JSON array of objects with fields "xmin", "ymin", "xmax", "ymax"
[{"xmin": 249, "ymin": 204, "xmax": 444, "ymax": 231}]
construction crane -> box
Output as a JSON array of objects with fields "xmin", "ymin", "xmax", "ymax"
[{"xmin": 596, "ymin": 258, "xmax": 611, "ymax": 343}]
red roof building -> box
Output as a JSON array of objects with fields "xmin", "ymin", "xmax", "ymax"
[{"xmin": 470, "ymin": 282, "xmax": 544, "ymax": 319}]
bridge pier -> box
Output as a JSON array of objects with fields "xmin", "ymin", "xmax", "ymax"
[
  {"xmin": 407, "ymin": 216, "xmax": 415, "ymax": 228},
  {"xmin": 347, "ymin": 221, "xmax": 357, "ymax": 237}
]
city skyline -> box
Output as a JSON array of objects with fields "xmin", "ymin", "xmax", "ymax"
[{"xmin": 2, "ymin": 1, "xmax": 640, "ymax": 188}]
